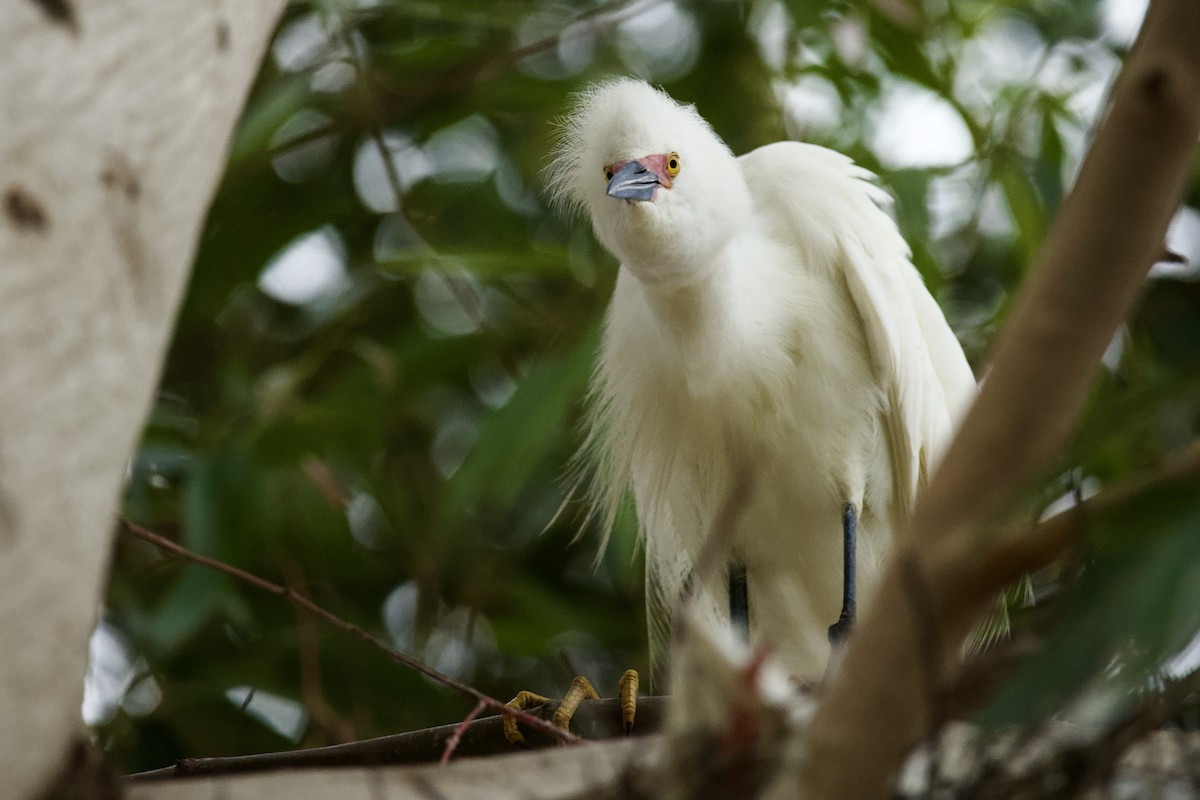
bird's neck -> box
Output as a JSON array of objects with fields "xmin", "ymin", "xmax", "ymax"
[{"xmin": 636, "ymin": 239, "xmax": 744, "ymax": 396}]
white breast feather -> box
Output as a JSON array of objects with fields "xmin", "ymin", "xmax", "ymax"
[{"xmin": 567, "ymin": 98, "xmax": 975, "ymax": 681}]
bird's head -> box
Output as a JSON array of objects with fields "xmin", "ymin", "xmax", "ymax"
[{"xmin": 546, "ymin": 79, "xmax": 751, "ymax": 288}]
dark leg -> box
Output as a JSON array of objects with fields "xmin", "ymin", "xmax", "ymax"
[
  {"xmin": 728, "ymin": 560, "xmax": 749, "ymax": 642},
  {"xmin": 827, "ymin": 502, "xmax": 857, "ymax": 644}
]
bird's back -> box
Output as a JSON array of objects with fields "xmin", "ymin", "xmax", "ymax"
[{"xmin": 739, "ymin": 141, "xmax": 975, "ymax": 443}]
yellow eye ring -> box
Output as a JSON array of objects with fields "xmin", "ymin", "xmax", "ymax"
[
  {"xmin": 604, "ymin": 165, "xmax": 614, "ymax": 181},
  {"xmin": 666, "ymin": 152, "xmax": 681, "ymax": 177}
]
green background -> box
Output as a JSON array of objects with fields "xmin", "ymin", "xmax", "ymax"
[{"xmin": 96, "ymin": 0, "xmax": 1200, "ymax": 771}]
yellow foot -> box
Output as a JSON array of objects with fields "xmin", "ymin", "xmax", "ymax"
[
  {"xmin": 503, "ymin": 689, "xmax": 552, "ymax": 747},
  {"xmin": 502, "ymin": 669, "xmax": 640, "ymax": 747},
  {"xmin": 549, "ymin": 675, "xmax": 600, "ymax": 740},
  {"xmin": 619, "ymin": 668, "xmax": 638, "ymax": 733}
]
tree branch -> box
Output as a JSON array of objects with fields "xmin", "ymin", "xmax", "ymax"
[
  {"xmin": 126, "ymin": 696, "xmax": 668, "ymax": 781},
  {"xmin": 801, "ymin": 0, "xmax": 1200, "ymax": 796},
  {"xmin": 119, "ymin": 517, "xmax": 577, "ymax": 747}
]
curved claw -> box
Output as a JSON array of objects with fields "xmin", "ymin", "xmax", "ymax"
[
  {"xmin": 550, "ymin": 676, "xmax": 600, "ymax": 743},
  {"xmin": 619, "ymin": 669, "xmax": 639, "ymax": 733},
  {"xmin": 503, "ymin": 690, "xmax": 552, "ymax": 747}
]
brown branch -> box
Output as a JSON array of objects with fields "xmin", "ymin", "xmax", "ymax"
[
  {"xmin": 937, "ymin": 448, "xmax": 1200, "ymax": 720},
  {"xmin": 118, "ymin": 517, "xmax": 577, "ymax": 746},
  {"xmin": 896, "ymin": 552, "xmax": 945, "ymax": 730},
  {"xmin": 125, "ymin": 696, "xmax": 668, "ymax": 782},
  {"xmin": 801, "ymin": 0, "xmax": 1200, "ymax": 795},
  {"xmin": 960, "ymin": 445, "xmax": 1200, "ymax": 603},
  {"xmin": 301, "ymin": 456, "xmax": 350, "ymax": 509}
]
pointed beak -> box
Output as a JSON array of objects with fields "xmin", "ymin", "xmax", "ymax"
[{"xmin": 606, "ymin": 160, "xmax": 661, "ymax": 201}]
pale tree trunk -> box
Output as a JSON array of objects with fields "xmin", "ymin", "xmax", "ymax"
[
  {"xmin": 121, "ymin": 724, "xmax": 1200, "ymax": 799},
  {"xmin": 0, "ymin": 3, "xmax": 283, "ymax": 798}
]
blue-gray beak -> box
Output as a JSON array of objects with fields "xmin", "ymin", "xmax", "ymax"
[{"xmin": 606, "ymin": 160, "xmax": 660, "ymax": 201}]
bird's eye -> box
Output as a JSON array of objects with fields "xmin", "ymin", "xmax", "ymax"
[
  {"xmin": 666, "ymin": 152, "xmax": 681, "ymax": 177},
  {"xmin": 604, "ymin": 165, "xmax": 614, "ymax": 181}
]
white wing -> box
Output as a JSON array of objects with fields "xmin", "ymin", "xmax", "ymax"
[{"xmin": 738, "ymin": 141, "xmax": 975, "ymax": 526}]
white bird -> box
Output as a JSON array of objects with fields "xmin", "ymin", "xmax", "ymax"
[{"xmin": 548, "ymin": 79, "xmax": 975, "ymax": 683}]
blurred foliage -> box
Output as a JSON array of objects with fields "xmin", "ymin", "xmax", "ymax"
[{"xmin": 95, "ymin": 0, "xmax": 1200, "ymax": 771}]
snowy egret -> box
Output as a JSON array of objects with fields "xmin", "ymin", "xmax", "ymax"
[
  {"xmin": 505, "ymin": 79, "xmax": 974, "ymax": 745},
  {"xmin": 550, "ymin": 78, "xmax": 975, "ymax": 684}
]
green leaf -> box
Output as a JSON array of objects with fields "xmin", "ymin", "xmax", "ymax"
[
  {"xmin": 437, "ymin": 327, "xmax": 598, "ymax": 535},
  {"xmin": 229, "ymin": 74, "xmax": 314, "ymax": 164},
  {"xmin": 980, "ymin": 475, "xmax": 1200, "ymax": 726},
  {"xmin": 996, "ymin": 154, "xmax": 1046, "ymax": 266}
]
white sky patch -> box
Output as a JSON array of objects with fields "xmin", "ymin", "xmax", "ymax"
[
  {"xmin": 977, "ymin": 182, "xmax": 1015, "ymax": 239},
  {"xmin": 425, "ymin": 607, "xmax": 497, "ymax": 682},
  {"xmin": 1100, "ymin": 0, "xmax": 1149, "ymax": 47},
  {"xmin": 432, "ymin": 410, "xmax": 479, "ymax": 479},
  {"xmin": 831, "ymin": 13, "xmax": 868, "ymax": 67},
  {"xmin": 1101, "ymin": 326, "xmax": 1127, "ymax": 373},
  {"xmin": 470, "ymin": 361, "xmax": 517, "ymax": 409},
  {"xmin": 495, "ymin": 159, "xmax": 543, "ymax": 217},
  {"xmin": 1039, "ymin": 476, "xmax": 1101, "ymax": 522},
  {"xmin": 414, "ymin": 270, "xmax": 482, "ymax": 336},
  {"xmin": 617, "ymin": 1, "xmax": 701, "ymax": 82},
  {"xmin": 352, "ymin": 131, "xmax": 431, "ymax": 213},
  {"xmin": 425, "ymin": 115, "xmax": 501, "ymax": 184},
  {"xmin": 82, "ymin": 620, "xmax": 162, "ymax": 725},
  {"xmin": 346, "ymin": 490, "xmax": 392, "ymax": 549},
  {"xmin": 258, "ymin": 226, "xmax": 348, "ymax": 305},
  {"xmin": 272, "ymin": 12, "xmax": 329, "ymax": 73},
  {"xmin": 311, "ymin": 60, "xmax": 357, "ymax": 94},
  {"xmin": 927, "ymin": 163, "xmax": 983, "ymax": 240},
  {"xmin": 269, "ymin": 109, "xmax": 337, "ymax": 184},
  {"xmin": 1165, "ymin": 627, "xmax": 1200, "ymax": 679},
  {"xmin": 1152, "ymin": 206, "xmax": 1200, "ymax": 279},
  {"xmin": 517, "ymin": 9, "xmax": 596, "ymax": 79},
  {"xmin": 226, "ymin": 687, "xmax": 308, "ymax": 742},
  {"xmin": 778, "ymin": 75, "xmax": 844, "ymax": 141},
  {"xmin": 383, "ymin": 581, "xmax": 420, "ymax": 652},
  {"xmin": 869, "ymin": 79, "xmax": 974, "ymax": 170},
  {"xmin": 556, "ymin": 20, "xmax": 599, "ymax": 75},
  {"xmin": 749, "ymin": 0, "xmax": 790, "ymax": 72},
  {"xmin": 954, "ymin": 15, "xmax": 1046, "ymax": 115},
  {"xmin": 1039, "ymin": 42, "xmax": 1120, "ymax": 126},
  {"xmin": 373, "ymin": 212, "xmax": 432, "ymax": 264},
  {"xmin": 381, "ymin": 584, "xmax": 497, "ymax": 681}
]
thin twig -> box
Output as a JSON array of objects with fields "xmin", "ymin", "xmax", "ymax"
[
  {"xmin": 266, "ymin": 0, "xmax": 664, "ymax": 159},
  {"xmin": 126, "ymin": 697, "xmax": 669, "ymax": 781},
  {"xmin": 301, "ymin": 456, "xmax": 351, "ymax": 509},
  {"xmin": 119, "ymin": 517, "xmax": 577, "ymax": 745},
  {"xmin": 439, "ymin": 699, "xmax": 487, "ymax": 765},
  {"xmin": 342, "ymin": 16, "xmax": 495, "ymax": 340},
  {"xmin": 280, "ymin": 558, "xmax": 357, "ymax": 744}
]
